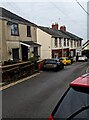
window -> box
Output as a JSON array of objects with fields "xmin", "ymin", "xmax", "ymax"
[
  {"xmin": 11, "ymin": 23, "xmax": 19, "ymax": 36},
  {"xmin": 77, "ymin": 41, "xmax": 79, "ymax": 47},
  {"xmin": 55, "ymin": 38, "xmax": 58, "ymax": 47},
  {"xmin": 59, "ymin": 38, "xmax": 62, "ymax": 47},
  {"xmin": 64, "ymin": 38, "xmax": 66, "ymax": 46},
  {"xmin": 27, "ymin": 26, "xmax": 31, "ymax": 37},
  {"xmin": 80, "ymin": 40, "xmax": 82, "ymax": 47},
  {"xmin": 71, "ymin": 40, "xmax": 73, "ymax": 48},
  {"xmin": 74, "ymin": 41, "xmax": 76, "ymax": 47},
  {"xmin": 67, "ymin": 39, "xmax": 69, "ymax": 46},
  {"xmin": 54, "ymin": 87, "xmax": 89, "ymax": 119}
]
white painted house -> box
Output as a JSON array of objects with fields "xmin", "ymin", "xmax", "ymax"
[
  {"xmin": 82, "ymin": 40, "xmax": 89, "ymax": 58},
  {"xmin": 37, "ymin": 23, "xmax": 83, "ymax": 59}
]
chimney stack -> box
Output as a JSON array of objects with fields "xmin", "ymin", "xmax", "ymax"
[
  {"xmin": 60, "ymin": 26, "xmax": 66, "ymax": 31},
  {"xmin": 52, "ymin": 23, "xmax": 58, "ymax": 30}
]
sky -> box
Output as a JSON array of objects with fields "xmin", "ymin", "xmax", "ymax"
[{"xmin": 0, "ymin": 0, "xmax": 89, "ymax": 43}]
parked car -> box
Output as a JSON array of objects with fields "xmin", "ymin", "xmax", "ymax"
[
  {"xmin": 48, "ymin": 73, "xmax": 89, "ymax": 120},
  {"xmin": 59, "ymin": 57, "xmax": 71, "ymax": 65},
  {"xmin": 78, "ymin": 55, "xmax": 88, "ymax": 62},
  {"xmin": 43, "ymin": 59, "xmax": 64, "ymax": 71}
]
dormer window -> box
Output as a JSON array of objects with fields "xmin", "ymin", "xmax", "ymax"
[{"xmin": 11, "ymin": 23, "xmax": 19, "ymax": 36}]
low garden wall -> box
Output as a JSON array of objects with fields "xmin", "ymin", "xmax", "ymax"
[
  {"xmin": 1, "ymin": 59, "xmax": 45, "ymax": 83},
  {"xmin": 1, "ymin": 61, "xmax": 35, "ymax": 82}
]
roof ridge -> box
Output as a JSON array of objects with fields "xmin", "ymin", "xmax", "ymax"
[{"xmin": 0, "ymin": 7, "xmax": 37, "ymax": 26}]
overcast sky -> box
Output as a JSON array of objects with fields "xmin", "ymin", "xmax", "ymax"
[{"xmin": 0, "ymin": 0, "xmax": 89, "ymax": 43}]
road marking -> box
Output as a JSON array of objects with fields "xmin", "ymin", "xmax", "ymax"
[{"xmin": 0, "ymin": 72, "xmax": 40, "ymax": 91}]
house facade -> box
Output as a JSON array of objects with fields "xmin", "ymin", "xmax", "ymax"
[
  {"xmin": 0, "ymin": 8, "xmax": 83, "ymax": 63},
  {"xmin": 0, "ymin": 7, "xmax": 41, "ymax": 64},
  {"xmin": 37, "ymin": 23, "xmax": 83, "ymax": 59},
  {"xmin": 82, "ymin": 40, "xmax": 89, "ymax": 58}
]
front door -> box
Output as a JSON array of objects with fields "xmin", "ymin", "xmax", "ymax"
[
  {"xmin": 21, "ymin": 45, "xmax": 28, "ymax": 61},
  {"xmin": 12, "ymin": 48, "xmax": 19, "ymax": 61}
]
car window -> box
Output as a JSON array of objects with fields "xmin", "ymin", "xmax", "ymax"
[
  {"xmin": 59, "ymin": 58, "xmax": 63, "ymax": 60},
  {"xmin": 53, "ymin": 87, "xmax": 89, "ymax": 119},
  {"xmin": 45, "ymin": 60, "xmax": 57, "ymax": 64}
]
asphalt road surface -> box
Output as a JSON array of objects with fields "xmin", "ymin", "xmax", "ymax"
[{"xmin": 2, "ymin": 62, "xmax": 89, "ymax": 119}]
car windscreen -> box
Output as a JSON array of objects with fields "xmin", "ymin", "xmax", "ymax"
[
  {"xmin": 45, "ymin": 60, "xmax": 57, "ymax": 64},
  {"xmin": 53, "ymin": 87, "xmax": 89, "ymax": 119}
]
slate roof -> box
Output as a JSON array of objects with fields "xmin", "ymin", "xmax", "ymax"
[
  {"xmin": 0, "ymin": 7, "xmax": 37, "ymax": 26},
  {"xmin": 0, "ymin": 7, "xmax": 83, "ymax": 40},
  {"xmin": 38, "ymin": 26, "xmax": 70, "ymax": 38},
  {"xmin": 38, "ymin": 26, "xmax": 62, "ymax": 38},
  {"xmin": 60, "ymin": 30, "xmax": 83, "ymax": 40},
  {"xmin": 39, "ymin": 26, "xmax": 83, "ymax": 40}
]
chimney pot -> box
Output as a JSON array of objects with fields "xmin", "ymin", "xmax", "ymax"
[
  {"xmin": 52, "ymin": 23, "xmax": 58, "ymax": 30},
  {"xmin": 60, "ymin": 26, "xmax": 66, "ymax": 31}
]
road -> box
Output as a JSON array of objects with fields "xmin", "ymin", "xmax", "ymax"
[{"xmin": 2, "ymin": 62, "xmax": 89, "ymax": 119}]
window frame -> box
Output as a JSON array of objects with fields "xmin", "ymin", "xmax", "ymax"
[
  {"xmin": 27, "ymin": 25, "xmax": 31, "ymax": 37},
  {"xmin": 59, "ymin": 38, "xmax": 62, "ymax": 47},
  {"xmin": 67, "ymin": 39, "xmax": 69, "ymax": 46},
  {"xmin": 54, "ymin": 37, "xmax": 58, "ymax": 47},
  {"xmin": 64, "ymin": 38, "xmax": 66, "ymax": 47},
  {"xmin": 11, "ymin": 23, "xmax": 19, "ymax": 36}
]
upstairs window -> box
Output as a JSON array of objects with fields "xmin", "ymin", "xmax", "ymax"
[
  {"xmin": 80, "ymin": 40, "xmax": 82, "ymax": 46},
  {"xmin": 64, "ymin": 38, "xmax": 66, "ymax": 46},
  {"xmin": 71, "ymin": 40, "xmax": 73, "ymax": 48},
  {"xmin": 77, "ymin": 41, "xmax": 79, "ymax": 47},
  {"xmin": 11, "ymin": 23, "xmax": 19, "ymax": 36},
  {"xmin": 74, "ymin": 41, "xmax": 76, "ymax": 47},
  {"xmin": 27, "ymin": 26, "xmax": 31, "ymax": 37},
  {"xmin": 59, "ymin": 38, "xmax": 62, "ymax": 47},
  {"xmin": 55, "ymin": 38, "xmax": 58, "ymax": 47},
  {"xmin": 67, "ymin": 39, "xmax": 69, "ymax": 46}
]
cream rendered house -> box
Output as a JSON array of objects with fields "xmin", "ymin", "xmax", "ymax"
[
  {"xmin": 37, "ymin": 27, "xmax": 52, "ymax": 59},
  {"xmin": 37, "ymin": 26, "xmax": 63, "ymax": 59},
  {"xmin": 0, "ymin": 7, "xmax": 41, "ymax": 64}
]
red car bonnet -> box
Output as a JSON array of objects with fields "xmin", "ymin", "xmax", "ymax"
[{"xmin": 70, "ymin": 74, "xmax": 89, "ymax": 88}]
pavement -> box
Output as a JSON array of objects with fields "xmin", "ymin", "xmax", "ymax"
[
  {"xmin": 0, "ymin": 72, "xmax": 41, "ymax": 91},
  {"xmin": 0, "ymin": 61, "xmax": 89, "ymax": 89}
]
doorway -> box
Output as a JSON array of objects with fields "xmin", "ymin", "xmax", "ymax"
[
  {"xmin": 21, "ymin": 45, "xmax": 28, "ymax": 61},
  {"xmin": 12, "ymin": 48, "xmax": 19, "ymax": 61}
]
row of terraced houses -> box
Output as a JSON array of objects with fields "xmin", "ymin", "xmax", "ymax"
[{"xmin": 0, "ymin": 7, "xmax": 83, "ymax": 64}]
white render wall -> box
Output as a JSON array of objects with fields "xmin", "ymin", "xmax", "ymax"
[
  {"xmin": 84, "ymin": 44, "xmax": 89, "ymax": 50},
  {"xmin": 37, "ymin": 28, "xmax": 52, "ymax": 59}
]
